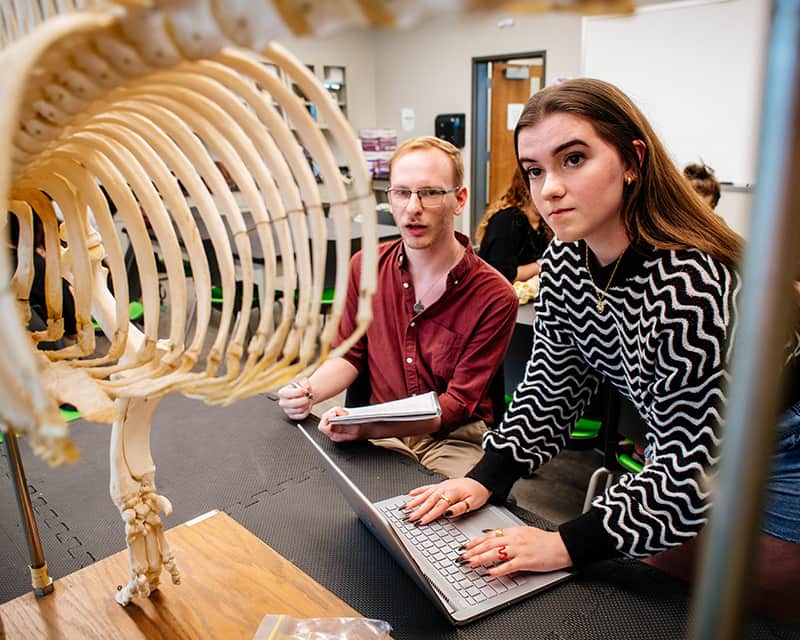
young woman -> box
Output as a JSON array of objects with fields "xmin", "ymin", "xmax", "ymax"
[
  {"xmin": 475, "ymin": 168, "xmax": 551, "ymax": 283},
  {"xmin": 403, "ymin": 78, "xmax": 800, "ymax": 619}
]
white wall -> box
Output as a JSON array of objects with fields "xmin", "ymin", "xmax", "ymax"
[
  {"xmin": 372, "ymin": 11, "xmax": 583, "ymax": 232},
  {"xmin": 582, "ymin": 0, "xmax": 768, "ymax": 188},
  {"xmin": 717, "ymin": 189, "xmax": 751, "ymax": 238},
  {"xmin": 276, "ymin": 9, "xmax": 754, "ymax": 236}
]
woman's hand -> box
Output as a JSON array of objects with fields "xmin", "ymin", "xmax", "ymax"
[
  {"xmin": 277, "ymin": 378, "xmax": 314, "ymax": 421},
  {"xmin": 515, "ymin": 260, "xmax": 541, "ymax": 283},
  {"xmin": 459, "ymin": 526, "xmax": 573, "ymax": 576},
  {"xmin": 402, "ymin": 478, "xmax": 491, "ymax": 525}
]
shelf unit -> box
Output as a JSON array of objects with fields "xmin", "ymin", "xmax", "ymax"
[
  {"xmin": 281, "ymin": 64, "xmax": 348, "ymax": 130},
  {"xmin": 323, "ymin": 65, "xmax": 347, "ymax": 122},
  {"xmin": 259, "ymin": 61, "xmax": 352, "ymax": 187}
]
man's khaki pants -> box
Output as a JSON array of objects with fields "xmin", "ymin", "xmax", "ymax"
[{"xmin": 369, "ymin": 420, "xmax": 487, "ymax": 478}]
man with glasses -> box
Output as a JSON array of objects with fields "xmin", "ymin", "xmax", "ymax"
[{"xmin": 278, "ymin": 136, "xmax": 517, "ymax": 478}]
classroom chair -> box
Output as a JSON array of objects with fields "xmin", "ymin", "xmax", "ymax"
[{"xmin": 581, "ymin": 387, "xmax": 647, "ymax": 513}]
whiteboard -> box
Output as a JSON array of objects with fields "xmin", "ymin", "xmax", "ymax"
[{"xmin": 581, "ymin": 0, "xmax": 769, "ymax": 186}]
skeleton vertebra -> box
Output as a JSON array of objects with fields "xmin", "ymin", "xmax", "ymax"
[{"xmin": 0, "ymin": 0, "xmax": 632, "ymax": 606}]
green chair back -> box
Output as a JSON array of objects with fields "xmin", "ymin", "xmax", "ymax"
[
  {"xmin": 92, "ymin": 300, "xmax": 145, "ymax": 330},
  {"xmin": 59, "ymin": 406, "xmax": 82, "ymax": 422}
]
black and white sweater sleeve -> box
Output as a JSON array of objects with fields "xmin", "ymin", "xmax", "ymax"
[
  {"xmin": 468, "ymin": 241, "xmax": 604, "ymax": 498},
  {"xmin": 472, "ymin": 241, "xmax": 753, "ymax": 566}
]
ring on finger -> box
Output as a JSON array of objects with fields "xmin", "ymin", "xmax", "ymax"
[
  {"xmin": 494, "ymin": 528, "xmax": 504, "ymax": 538},
  {"xmin": 498, "ymin": 545, "xmax": 509, "ymax": 562},
  {"xmin": 463, "ymin": 498, "xmax": 471, "ymax": 513},
  {"xmin": 438, "ymin": 493, "xmax": 453, "ymax": 506}
]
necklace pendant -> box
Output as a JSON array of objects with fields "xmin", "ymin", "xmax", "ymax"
[
  {"xmin": 413, "ymin": 301, "xmax": 425, "ymax": 314},
  {"xmin": 596, "ymin": 300, "xmax": 605, "ymax": 313}
]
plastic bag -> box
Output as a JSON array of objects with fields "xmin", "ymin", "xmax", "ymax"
[{"xmin": 253, "ymin": 615, "xmax": 393, "ymax": 640}]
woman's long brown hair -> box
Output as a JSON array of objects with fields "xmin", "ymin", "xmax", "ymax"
[{"xmin": 514, "ymin": 78, "xmax": 742, "ymax": 268}]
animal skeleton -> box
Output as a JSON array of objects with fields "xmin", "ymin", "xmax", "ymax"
[{"xmin": 0, "ymin": 0, "xmax": 632, "ymax": 606}]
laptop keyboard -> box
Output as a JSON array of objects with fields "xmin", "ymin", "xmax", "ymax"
[{"xmin": 380, "ymin": 500, "xmax": 523, "ymax": 606}]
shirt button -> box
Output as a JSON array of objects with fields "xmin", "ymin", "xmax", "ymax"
[
  {"xmin": 410, "ymin": 322, "xmax": 415, "ymax": 327},
  {"xmin": 403, "ymin": 282, "xmax": 409, "ymax": 289},
  {"xmin": 406, "ymin": 357, "xmax": 413, "ymax": 364}
]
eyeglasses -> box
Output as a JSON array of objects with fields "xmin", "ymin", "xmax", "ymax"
[{"xmin": 384, "ymin": 187, "xmax": 459, "ymax": 209}]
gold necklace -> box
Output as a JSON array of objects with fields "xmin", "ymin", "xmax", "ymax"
[{"xmin": 585, "ymin": 244, "xmax": 626, "ymax": 313}]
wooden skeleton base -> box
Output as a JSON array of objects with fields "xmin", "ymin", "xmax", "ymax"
[{"xmin": 0, "ymin": 0, "xmax": 632, "ymax": 606}]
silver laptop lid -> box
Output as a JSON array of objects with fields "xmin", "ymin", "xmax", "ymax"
[{"xmin": 296, "ymin": 424, "xmax": 454, "ymax": 617}]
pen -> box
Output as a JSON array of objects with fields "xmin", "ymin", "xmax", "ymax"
[{"xmin": 292, "ymin": 381, "xmax": 313, "ymax": 400}]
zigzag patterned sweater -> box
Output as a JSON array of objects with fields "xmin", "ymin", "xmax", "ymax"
[{"xmin": 468, "ymin": 238, "xmax": 800, "ymax": 566}]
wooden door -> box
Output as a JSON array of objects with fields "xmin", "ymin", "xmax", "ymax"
[{"xmin": 488, "ymin": 63, "xmax": 543, "ymax": 204}]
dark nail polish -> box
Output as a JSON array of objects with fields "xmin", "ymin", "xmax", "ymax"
[
  {"xmin": 444, "ymin": 510, "xmax": 453, "ymax": 518},
  {"xmin": 481, "ymin": 528, "xmax": 493, "ymax": 533},
  {"xmin": 457, "ymin": 544, "xmax": 465, "ymax": 552}
]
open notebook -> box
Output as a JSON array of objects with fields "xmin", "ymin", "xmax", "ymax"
[
  {"xmin": 328, "ymin": 391, "xmax": 441, "ymax": 425},
  {"xmin": 296, "ymin": 424, "xmax": 572, "ymax": 625}
]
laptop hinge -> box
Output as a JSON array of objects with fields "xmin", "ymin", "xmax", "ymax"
[{"xmin": 425, "ymin": 575, "xmax": 457, "ymax": 614}]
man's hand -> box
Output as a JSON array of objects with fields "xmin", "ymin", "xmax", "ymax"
[
  {"xmin": 277, "ymin": 378, "xmax": 314, "ymax": 421},
  {"xmin": 318, "ymin": 406, "xmax": 368, "ymax": 442}
]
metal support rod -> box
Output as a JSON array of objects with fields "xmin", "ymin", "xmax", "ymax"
[
  {"xmin": 690, "ymin": 1, "xmax": 800, "ymax": 637},
  {"xmin": 3, "ymin": 426, "xmax": 53, "ymax": 596}
]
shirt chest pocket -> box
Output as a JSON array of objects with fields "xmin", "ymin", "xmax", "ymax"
[{"xmin": 417, "ymin": 322, "xmax": 465, "ymax": 382}]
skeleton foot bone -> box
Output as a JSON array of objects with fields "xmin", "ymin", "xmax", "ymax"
[
  {"xmin": 110, "ymin": 396, "xmax": 181, "ymax": 605},
  {"xmin": 116, "ymin": 476, "xmax": 180, "ymax": 604}
]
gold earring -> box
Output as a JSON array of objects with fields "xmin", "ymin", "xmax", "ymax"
[{"xmin": 625, "ymin": 176, "xmax": 633, "ymax": 186}]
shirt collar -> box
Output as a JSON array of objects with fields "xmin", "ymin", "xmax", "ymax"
[{"xmin": 396, "ymin": 231, "xmax": 474, "ymax": 282}]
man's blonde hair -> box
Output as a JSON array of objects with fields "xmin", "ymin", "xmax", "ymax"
[{"xmin": 390, "ymin": 136, "xmax": 464, "ymax": 187}]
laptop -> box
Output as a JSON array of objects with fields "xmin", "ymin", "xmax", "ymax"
[{"xmin": 296, "ymin": 424, "xmax": 572, "ymax": 625}]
